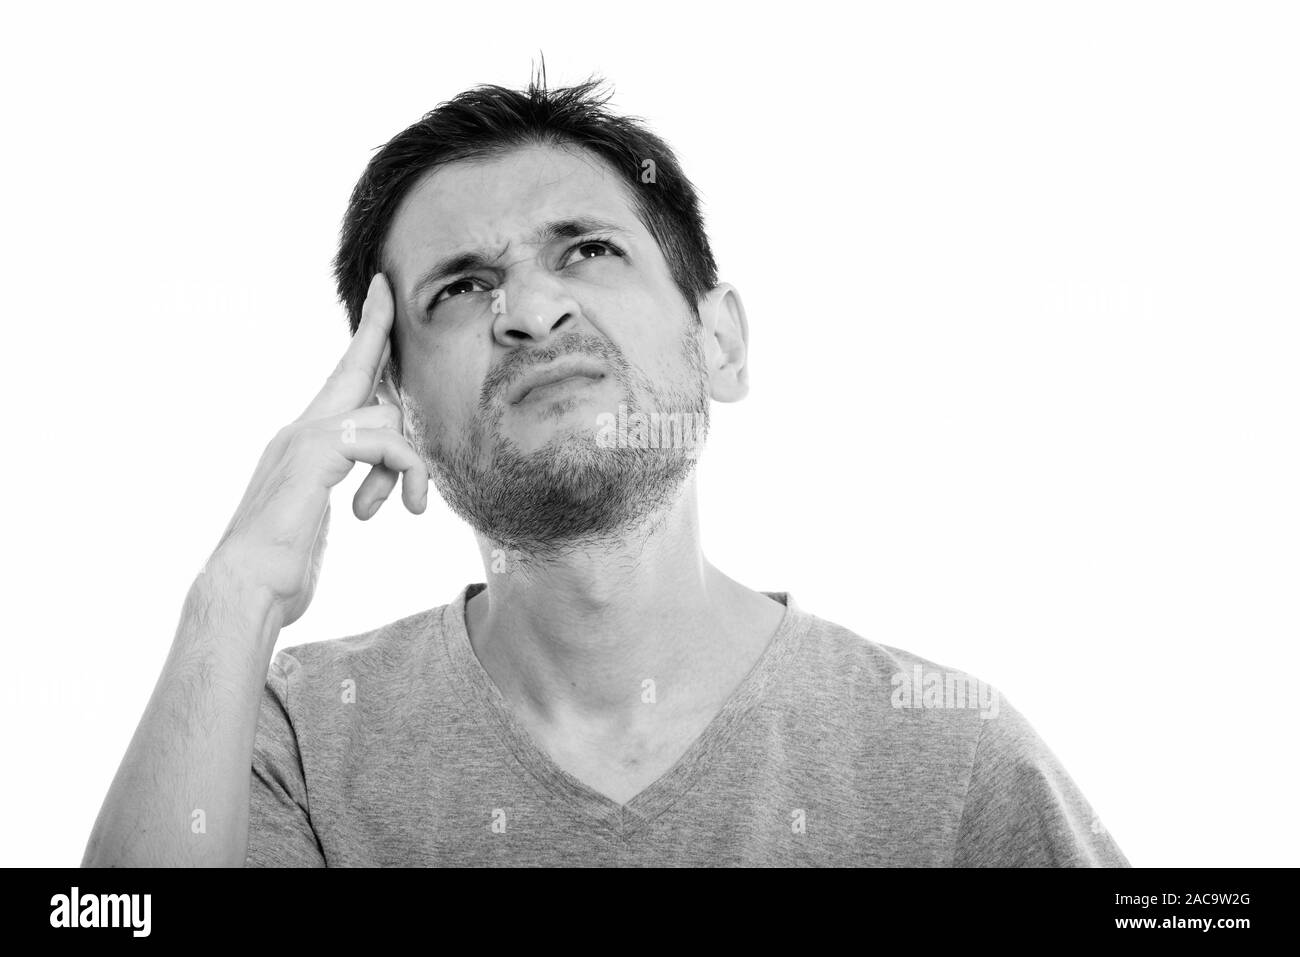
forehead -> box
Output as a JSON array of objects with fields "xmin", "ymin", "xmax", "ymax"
[{"xmin": 383, "ymin": 144, "xmax": 643, "ymax": 286}]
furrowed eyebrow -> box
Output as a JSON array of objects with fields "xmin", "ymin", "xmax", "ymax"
[{"xmin": 406, "ymin": 217, "xmax": 634, "ymax": 303}]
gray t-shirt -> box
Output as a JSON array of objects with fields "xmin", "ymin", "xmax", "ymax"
[{"xmin": 244, "ymin": 583, "xmax": 1130, "ymax": 867}]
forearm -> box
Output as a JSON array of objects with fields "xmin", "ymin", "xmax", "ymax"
[{"xmin": 82, "ymin": 556, "xmax": 283, "ymax": 867}]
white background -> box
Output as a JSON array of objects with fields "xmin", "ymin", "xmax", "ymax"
[{"xmin": 1, "ymin": 0, "xmax": 1295, "ymax": 868}]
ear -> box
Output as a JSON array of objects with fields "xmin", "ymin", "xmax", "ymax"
[
  {"xmin": 375, "ymin": 355, "xmax": 404, "ymax": 429},
  {"xmin": 376, "ymin": 368, "xmax": 401, "ymax": 408},
  {"xmin": 696, "ymin": 282, "xmax": 750, "ymax": 402}
]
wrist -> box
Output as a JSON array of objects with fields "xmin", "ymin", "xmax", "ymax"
[{"xmin": 189, "ymin": 548, "xmax": 285, "ymax": 647}]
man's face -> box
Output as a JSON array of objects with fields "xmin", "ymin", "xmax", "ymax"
[{"xmin": 381, "ymin": 143, "xmax": 710, "ymax": 553}]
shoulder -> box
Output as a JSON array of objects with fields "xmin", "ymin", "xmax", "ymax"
[
  {"xmin": 790, "ymin": 604, "xmax": 1003, "ymax": 719},
  {"xmin": 275, "ymin": 605, "xmax": 441, "ymax": 671},
  {"xmin": 774, "ymin": 602, "xmax": 1005, "ymax": 769},
  {"xmin": 265, "ymin": 599, "xmax": 454, "ymax": 710}
]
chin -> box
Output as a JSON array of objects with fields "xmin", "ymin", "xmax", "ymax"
[{"xmin": 501, "ymin": 396, "xmax": 614, "ymax": 450}]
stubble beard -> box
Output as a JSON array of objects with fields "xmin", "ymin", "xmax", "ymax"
[{"xmin": 404, "ymin": 328, "xmax": 711, "ymax": 560}]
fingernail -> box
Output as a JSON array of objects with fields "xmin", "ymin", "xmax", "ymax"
[{"xmin": 368, "ymin": 499, "xmax": 383, "ymax": 518}]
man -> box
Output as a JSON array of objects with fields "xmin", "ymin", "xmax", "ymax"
[{"xmin": 82, "ymin": 75, "xmax": 1129, "ymax": 867}]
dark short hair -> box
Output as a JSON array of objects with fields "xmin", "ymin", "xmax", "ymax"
[{"xmin": 332, "ymin": 72, "xmax": 718, "ymax": 385}]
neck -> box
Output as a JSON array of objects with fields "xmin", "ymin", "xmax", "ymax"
[{"xmin": 464, "ymin": 479, "xmax": 784, "ymax": 738}]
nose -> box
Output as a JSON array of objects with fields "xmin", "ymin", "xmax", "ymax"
[{"xmin": 492, "ymin": 266, "xmax": 582, "ymax": 347}]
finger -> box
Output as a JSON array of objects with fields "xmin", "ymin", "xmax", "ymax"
[
  {"xmin": 353, "ymin": 464, "xmax": 400, "ymax": 519},
  {"xmin": 310, "ymin": 401, "xmax": 402, "ymax": 433},
  {"xmin": 368, "ymin": 338, "xmax": 392, "ymax": 404},
  {"xmin": 322, "ymin": 427, "xmax": 429, "ymax": 512},
  {"xmin": 300, "ymin": 273, "xmax": 395, "ymax": 422}
]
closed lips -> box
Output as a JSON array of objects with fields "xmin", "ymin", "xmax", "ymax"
[{"xmin": 510, "ymin": 360, "xmax": 607, "ymax": 404}]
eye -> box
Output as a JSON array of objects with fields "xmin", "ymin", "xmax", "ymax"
[
  {"xmin": 562, "ymin": 239, "xmax": 624, "ymax": 267},
  {"xmin": 430, "ymin": 276, "xmax": 492, "ymax": 308}
]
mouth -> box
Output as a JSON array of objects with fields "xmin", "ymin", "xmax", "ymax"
[{"xmin": 508, "ymin": 358, "xmax": 609, "ymax": 406}]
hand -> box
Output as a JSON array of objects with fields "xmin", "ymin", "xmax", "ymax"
[{"xmin": 209, "ymin": 273, "xmax": 428, "ymax": 627}]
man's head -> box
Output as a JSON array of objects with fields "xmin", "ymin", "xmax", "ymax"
[{"xmin": 332, "ymin": 75, "xmax": 751, "ymax": 556}]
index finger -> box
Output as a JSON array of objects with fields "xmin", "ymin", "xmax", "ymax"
[{"xmin": 299, "ymin": 272, "xmax": 395, "ymax": 422}]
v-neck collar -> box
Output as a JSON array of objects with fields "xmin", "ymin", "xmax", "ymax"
[{"xmin": 438, "ymin": 582, "xmax": 810, "ymax": 841}]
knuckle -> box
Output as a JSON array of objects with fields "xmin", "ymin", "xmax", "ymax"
[
  {"xmin": 266, "ymin": 424, "xmax": 301, "ymax": 460},
  {"xmin": 388, "ymin": 428, "xmax": 415, "ymax": 454},
  {"xmin": 284, "ymin": 425, "xmax": 321, "ymax": 456}
]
